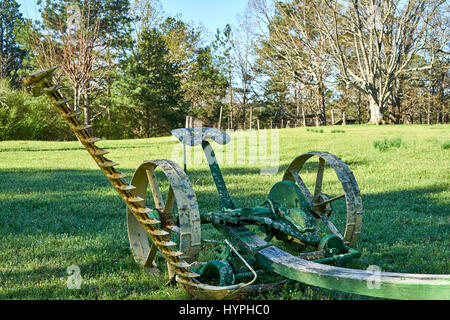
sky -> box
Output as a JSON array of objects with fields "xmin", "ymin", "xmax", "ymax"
[{"xmin": 17, "ymin": 0, "xmax": 248, "ymax": 37}]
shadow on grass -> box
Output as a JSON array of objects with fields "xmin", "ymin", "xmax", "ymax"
[
  {"xmin": 1, "ymin": 166, "xmax": 447, "ymax": 237},
  {"xmin": 0, "ymin": 140, "xmax": 178, "ymax": 153},
  {"xmin": 0, "ymin": 166, "xmax": 448, "ymax": 299}
]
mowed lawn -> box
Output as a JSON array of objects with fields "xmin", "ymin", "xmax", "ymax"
[{"xmin": 0, "ymin": 124, "xmax": 448, "ymax": 300}]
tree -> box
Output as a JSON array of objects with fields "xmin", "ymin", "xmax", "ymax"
[
  {"xmin": 0, "ymin": 0, "xmax": 25, "ymax": 85},
  {"xmin": 233, "ymin": 8, "xmax": 258, "ymax": 129},
  {"xmin": 25, "ymin": 0, "xmax": 131, "ymax": 126},
  {"xmin": 251, "ymin": 0, "xmax": 331, "ymax": 125},
  {"xmin": 183, "ymin": 46, "xmax": 228, "ymax": 127},
  {"xmin": 213, "ymin": 24, "xmax": 234, "ymax": 129},
  {"xmin": 112, "ymin": 26, "xmax": 186, "ymax": 138},
  {"xmin": 310, "ymin": 0, "xmax": 446, "ymax": 123}
]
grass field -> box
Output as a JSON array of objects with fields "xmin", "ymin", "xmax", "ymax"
[{"xmin": 0, "ymin": 124, "xmax": 449, "ymax": 300}]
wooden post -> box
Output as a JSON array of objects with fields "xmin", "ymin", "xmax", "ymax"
[
  {"xmin": 343, "ymin": 111, "xmax": 346, "ymax": 125},
  {"xmin": 257, "ymin": 119, "xmax": 260, "ymax": 131},
  {"xmin": 218, "ymin": 105, "xmax": 223, "ymax": 129},
  {"xmin": 331, "ymin": 109, "xmax": 335, "ymax": 125}
]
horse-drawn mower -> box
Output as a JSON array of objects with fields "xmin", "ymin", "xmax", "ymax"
[{"xmin": 23, "ymin": 67, "xmax": 449, "ymax": 300}]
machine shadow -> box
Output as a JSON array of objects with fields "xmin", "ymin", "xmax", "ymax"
[{"xmin": 0, "ymin": 166, "xmax": 447, "ymax": 299}]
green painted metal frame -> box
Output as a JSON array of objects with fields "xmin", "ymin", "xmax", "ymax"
[
  {"xmin": 195, "ymin": 135, "xmax": 450, "ymax": 300},
  {"xmin": 222, "ymin": 224, "xmax": 450, "ymax": 300},
  {"xmin": 201, "ymin": 140, "xmax": 235, "ymax": 210}
]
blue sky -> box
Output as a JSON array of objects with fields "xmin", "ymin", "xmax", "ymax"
[
  {"xmin": 17, "ymin": 0, "xmax": 247, "ymax": 35},
  {"xmin": 161, "ymin": 0, "xmax": 247, "ymax": 34}
]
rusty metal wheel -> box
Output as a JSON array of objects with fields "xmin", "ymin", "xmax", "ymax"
[
  {"xmin": 283, "ymin": 151, "xmax": 363, "ymax": 247},
  {"xmin": 126, "ymin": 159, "xmax": 202, "ymax": 273}
]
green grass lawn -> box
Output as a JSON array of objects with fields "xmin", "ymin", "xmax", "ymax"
[{"xmin": 0, "ymin": 124, "xmax": 449, "ymax": 300}]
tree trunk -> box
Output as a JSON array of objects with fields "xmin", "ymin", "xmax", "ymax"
[
  {"xmin": 302, "ymin": 105, "xmax": 306, "ymax": 127},
  {"xmin": 387, "ymin": 93, "xmax": 401, "ymax": 124},
  {"xmin": 357, "ymin": 92, "xmax": 361, "ymax": 124},
  {"xmin": 368, "ymin": 96, "xmax": 383, "ymax": 124},
  {"xmin": 82, "ymin": 91, "xmax": 90, "ymax": 126},
  {"xmin": 229, "ymin": 70, "xmax": 233, "ymax": 130},
  {"xmin": 317, "ymin": 82, "xmax": 327, "ymax": 125}
]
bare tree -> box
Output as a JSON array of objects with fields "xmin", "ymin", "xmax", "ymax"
[
  {"xmin": 310, "ymin": 0, "xmax": 446, "ymax": 123},
  {"xmin": 27, "ymin": 1, "xmax": 110, "ymax": 126},
  {"xmin": 131, "ymin": 0, "xmax": 164, "ymax": 40},
  {"xmin": 233, "ymin": 8, "xmax": 257, "ymax": 129},
  {"xmin": 250, "ymin": 0, "xmax": 332, "ymax": 125}
]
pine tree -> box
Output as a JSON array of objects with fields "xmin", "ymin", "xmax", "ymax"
[
  {"xmin": 0, "ymin": 0, "xmax": 25, "ymax": 85},
  {"xmin": 112, "ymin": 26, "xmax": 186, "ymax": 138}
]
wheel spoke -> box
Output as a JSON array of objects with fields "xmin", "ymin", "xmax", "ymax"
[
  {"xmin": 318, "ymin": 212, "xmax": 343, "ymax": 240},
  {"xmin": 291, "ymin": 169, "xmax": 313, "ymax": 202},
  {"xmin": 144, "ymin": 244, "xmax": 158, "ymax": 268},
  {"xmin": 166, "ymin": 225, "xmax": 180, "ymax": 234},
  {"xmin": 284, "ymin": 152, "xmax": 362, "ymax": 247},
  {"xmin": 163, "ymin": 186, "xmax": 176, "ymax": 227},
  {"xmin": 313, "ymin": 158, "xmax": 325, "ymax": 201},
  {"xmin": 164, "ymin": 186, "xmax": 175, "ymax": 215},
  {"xmin": 317, "ymin": 193, "xmax": 346, "ymax": 206},
  {"xmin": 146, "ymin": 168, "xmax": 164, "ymax": 210}
]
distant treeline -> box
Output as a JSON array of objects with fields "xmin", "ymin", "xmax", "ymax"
[{"xmin": 0, "ymin": 0, "xmax": 448, "ymax": 141}]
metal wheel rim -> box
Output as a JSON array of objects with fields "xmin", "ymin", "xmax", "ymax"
[
  {"xmin": 127, "ymin": 159, "xmax": 201, "ymax": 268},
  {"xmin": 283, "ymin": 151, "xmax": 363, "ymax": 247}
]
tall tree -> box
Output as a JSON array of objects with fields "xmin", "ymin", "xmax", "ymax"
[
  {"xmin": 213, "ymin": 24, "xmax": 234, "ymax": 129},
  {"xmin": 0, "ymin": 0, "xmax": 25, "ymax": 85},
  {"xmin": 26, "ymin": 0, "xmax": 131, "ymax": 126},
  {"xmin": 184, "ymin": 46, "xmax": 228, "ymax": 127},
  {"xmin": 233, "ymin": 8, "xmax": 257, "ymax": 129},
  {"xmin": 251, "ymin": 0, "xmax": 330, "ymax": 125},
  {"xmin": 310, "ymin": 0, "xmax": 446, "ymax": 123},
  {"xmin": 112, "ymin": 26, "xmax": 186, "ymax": 137}
]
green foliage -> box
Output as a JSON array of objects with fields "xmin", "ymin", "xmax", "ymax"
[
  {"xmin": 0, "ymin": 79, "xmax": 71, "ymax": 140},
  {"xmin": 307, "ymin": 128, "xmax": 324, "ymax": 133},
  {"xmin": 373, "ymin": 138, "xmax": 404, "ymax": 152},
  {"xmin": 0, "ymin": 0, "xmax": 446, "ymax": 142},
  {"xmin": 184, "ymin": 46, "xmax": 228, "ymax": 125},
  {"xmin": 0, "ymin": 0, "xmax": 26, "ymax": 85},
  {"xmin": 36, "ymin": 0, "xmax": 132, "ymax": 49},
  {"xmin": 109, "ymin": 25, "xmax": 187, "ymax": 138},
  {"xmin": 441, "ymin": 141, "xmax": 450, "ymax": 150}
]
